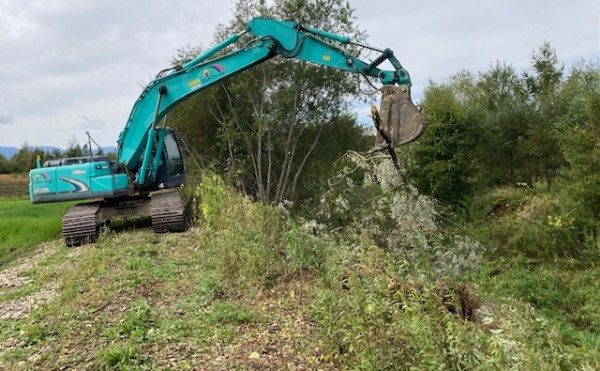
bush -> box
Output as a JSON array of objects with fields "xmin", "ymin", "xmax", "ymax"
[
  {"xmin": 193, "ymin": 173, "xmax": 332, "ymax": 287},
  {"xmin": 319, "ymin": 152, "xmax": 485, "ymax": 278},
  {"xmin": 465, "ymin": 186, "xmax": 585, "ymax": 258}
]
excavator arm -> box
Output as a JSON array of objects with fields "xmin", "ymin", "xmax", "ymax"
[{"xmin": 117, "ymin": 17, "xmax": 425, "ymax": 185}]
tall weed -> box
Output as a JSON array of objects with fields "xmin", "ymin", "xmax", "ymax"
[{"xmin": 193, "ymin": 174, "xmax": 330, "ymax": 286}]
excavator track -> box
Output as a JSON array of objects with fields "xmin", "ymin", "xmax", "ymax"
[
  {"xmin": 62, "ymin": 203, "xmax": 101, "ymax": 247},
  {"xmin": 60, "ymin": 193, "xmax": 186, "ymax": 247},
  {"xmin": 151, "ymin": 192, "xmax": 187, "ymax": 233}
]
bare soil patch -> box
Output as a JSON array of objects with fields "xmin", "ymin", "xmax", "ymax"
[{"xmin": 0, "ymin": 243, "xmax": 59, "ymax": 319}]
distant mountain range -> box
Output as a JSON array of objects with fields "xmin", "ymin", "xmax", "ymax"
[{"xmin": 0, "ymin": 146, "xmax": 117, "ymax": 159}]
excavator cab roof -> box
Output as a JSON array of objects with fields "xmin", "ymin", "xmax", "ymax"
[{"xmin": 43, "ymin": 156, "xmax": 109, "ymax": 168}]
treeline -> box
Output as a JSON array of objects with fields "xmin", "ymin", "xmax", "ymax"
[
  {"xmin": 406, "ymin": 44, "xmax": 600, "ymax": 255},
  {"xmin": 409, "ymin": 43, "xmax": 599, "ymax": 206},
  {"xmin": 166, "ymin": 0, "xmax": 598, "ymax": 255},
  {"xmin": 0, "ymin": 139, "xmax": 110, "ymax": 174}
]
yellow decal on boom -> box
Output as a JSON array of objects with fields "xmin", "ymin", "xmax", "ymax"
[
  {"xmin": 322, "ymin": 55, "xmax": 331, "ymax": 61},
  {"xmin": 188, "ymin": 78, "xmax": 200, "ymax": 88}
]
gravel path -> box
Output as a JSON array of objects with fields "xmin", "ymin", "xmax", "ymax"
[{"xmin": 0, "ymin": 244, "xmax": 59, "ymax": 320}]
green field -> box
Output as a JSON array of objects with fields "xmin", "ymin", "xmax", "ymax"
[{"xmin": 0, "ymin": 198, "xmax": 73, "ymax": 266}]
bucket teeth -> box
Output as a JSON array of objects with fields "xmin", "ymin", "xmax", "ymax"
[{"xmin": 374, "ymin": 85, "xmax": 426, "ymax": 149}]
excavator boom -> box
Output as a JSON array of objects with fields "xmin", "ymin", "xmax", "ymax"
[{"xmin": 117, "ymin": 18, "xmax": 425, "ymax": 185}]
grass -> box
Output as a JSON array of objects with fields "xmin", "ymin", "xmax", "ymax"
[
  {"xmin": 476, "ymin": 258, "xmax": 600, "ymax": 349},
  {"xmin": 0, "ymin": 198, "xmax": 73, "ymax": 266},
  {"xmin": 462, "ymin": 185, "xmax": 600, "ymax": 364},
  {"xmin": 0, "ymin": 284, "xmax": 41, "ymax": 304},
  {"xmin": 0, "ymin": 229, "xmax": 288, "ymax": 369},
  {"xmin": 0, "ymin": 177, "xmax": 599, "ymax": 369}
]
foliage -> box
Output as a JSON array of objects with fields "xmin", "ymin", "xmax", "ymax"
[
  {"xmin": 0, "ymin": 154, "xmax": 10, "ymax": 173},
  {"xmin": 187, "ymin": 176, "xmax": 599, "ymax": 368},
  {"xmin": 408, "ymin": 45, "xmax": 592, "ymax": 202},
  {"xmin": 1, "ymin": 13, "xmax": 599, "ymax": 370},
  {"xmin": 460, "ymin": 63, "xmax": 600, "ymax": 258},
  {"xmin": 97, "ymin": 300, "xmax": 153, "ymax": 369},
  {"xmin": 405, "ymin": 45, "xmax": 599, "ymax": 258},
  {"xmin": 477, "ymin": 258, "xmax": 600, "ymax": 358},
  {"xmin": 114, "ymin": 299, "xmax": 154, "ymax": 341},
  {"xmin": 408, "ymin": 82, "xmax": 474, "ymax": 205},
  {"xmin": 0, "ymin": 137, "xmax": 97, "ymax": 174},
  {"xmin": 195, "ymin": 173, "xmax": 330, "ymax": 286},
  {"xmin": 320, "ymin": 152, "xmax": 484, "ymax": 278},
  {"xmin": 97, "ymin": 343, "xmax": 140, "ymax": 370},
  {"xmin": 555, "ymin": 64, "xmax": 600, "ymax": 238},
  {"xmin": 8, "ymin": 144, "xmax": 47, "ymax": 173},
  {"xmin": 1, "ymin": 178, "xmax": 599, "ymax": 368},
  {"xmin": 464, "ymin": 186, "xmax": 583, "ymax": 258},
  {"xmin": 64, "ymin": 136, "xmax": 85, "ymax": 158},
  {"xmin": 167, "ymin": 0, "xmax": 372, "ymax": 205},
  {"xmin": 312, "ymin": 256, "xmax": 504, "ymax": 369}
]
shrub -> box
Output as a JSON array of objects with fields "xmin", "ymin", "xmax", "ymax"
[
  {"xmin": 194, "ymin": 173, "xmax": 331, "ymax": 286},
  {"xmin": 319, "ymin": 152, "xmax": 485, "ymax": 278}
]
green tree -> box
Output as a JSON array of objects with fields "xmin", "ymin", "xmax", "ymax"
[
  {"xmin": 292, "ymin": 113, "xmax": 372, "ymax": 207},
  {"xmin": 10, "ymin": 144, "xmax": 32, "ymax": 172},
  {"xmin": 65, "ymin": 136, "xmax": 83, "ymax": 158},
  {"xmin": 0, "ymin": 154, "xmax": 10, "ymax": 173},
  {"xmin": 556, "ymin": 64, "xmax": 600, "ymax": 231},
  {"xmin": 49, "ymin": 148, "xmax": 62, "ymax": 159},
  {"xmin": 521, "ymin": 43, "xmax": 566, "ymax": 184},
  {"xmin": 408, "ymin": 83, "xmax": 473, "ymax": 206},
  {"xmin": 415, "ymin": 46, "xmax": 569, "ymax": 193},
  {"xmin": 524, "ymin": 42, "xmax": 563, "ymax": 96},
  {"xmin": 9, "ymin": 144, "xmax": 48, "ymax": 173},
  {"xmin": 217, "ymin": 0, "xmax": 367, "ymax": 204},
  {"xmin": 169, "ymin": 0, "xmax": 370, "ymax": 205},
  {"xmin": 463, "ymin": 63, "xmax": 530, "ymax": 186}
]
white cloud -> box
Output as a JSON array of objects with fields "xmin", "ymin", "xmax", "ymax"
[
  {"xmin": 78, "ymin": 115, "xmax": 106, "ymax": 130},
  {"xmin": 0, "ymin": 0, "xmax": 597, "ymax": 147}
]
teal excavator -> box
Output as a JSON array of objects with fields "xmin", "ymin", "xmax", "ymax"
[{"xmin": 28, "ymin": 18, "xmax": 426, "ymax": 246}]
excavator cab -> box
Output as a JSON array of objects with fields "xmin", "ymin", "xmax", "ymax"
[
  {"xmin": 373, "ymin": 85, "xmax": 426, "ymax": 149},
  {"xmin": 154, "ymin": 128, "xmax": 185, "ymax": 189}
]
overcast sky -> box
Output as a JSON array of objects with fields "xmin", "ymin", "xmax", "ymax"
[{"xmin": 0, "ymin": 0, "xmax": 598, "ymax": 147}]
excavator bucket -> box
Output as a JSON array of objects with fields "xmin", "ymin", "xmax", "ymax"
[{"xmin": 374, "ymin": 85, "xmax": 426, "ymax": 149}]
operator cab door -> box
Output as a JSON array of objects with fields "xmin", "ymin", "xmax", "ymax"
[{"xmin": 155, "ymin": 128, "xmax": 185, "ymax": 189}]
